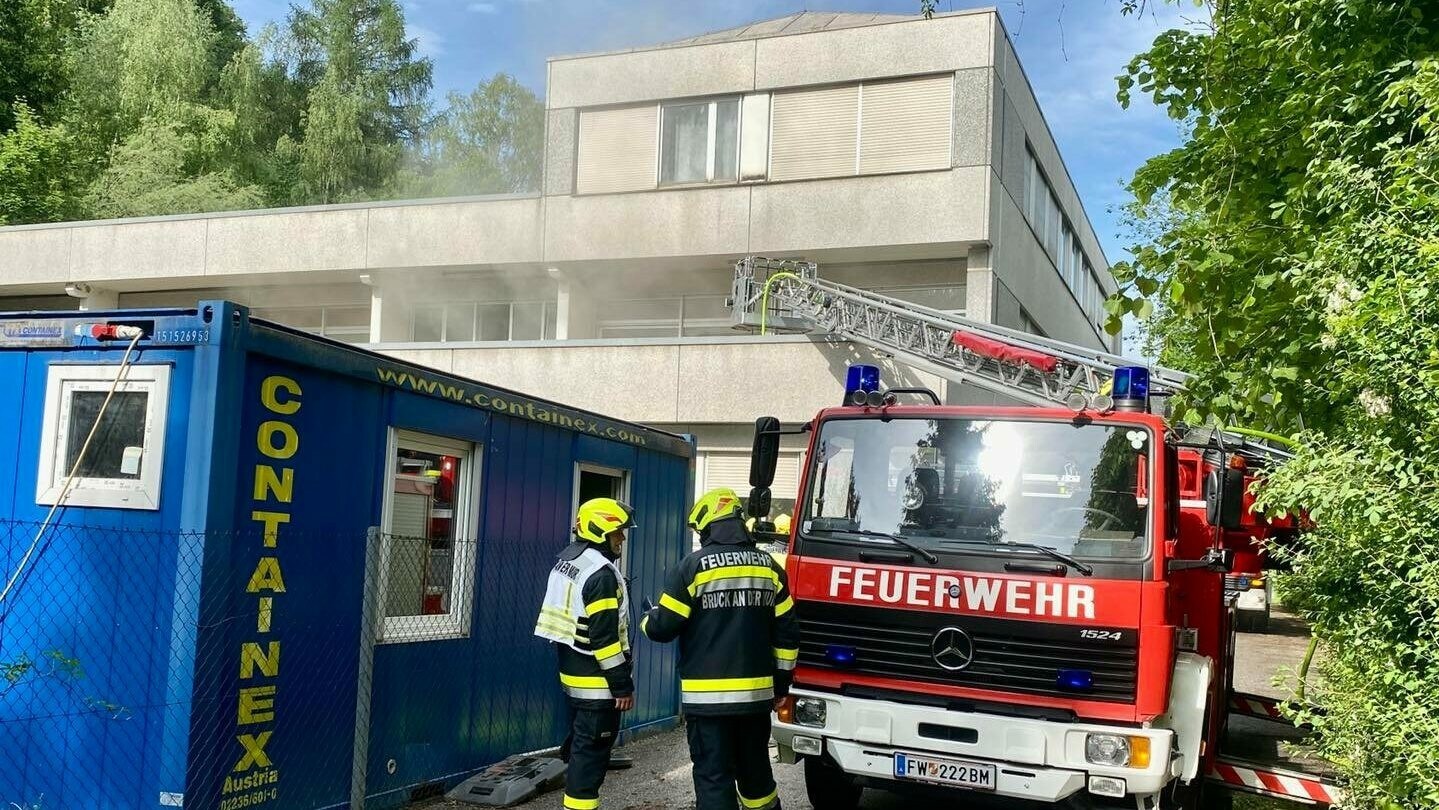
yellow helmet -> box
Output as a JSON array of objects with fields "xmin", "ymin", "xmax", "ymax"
[
  {"xmin": 689, "ymin": 487, "xmax": 742, "ymax": 532},
  {"xmin": 774, "ymin": 514, "xmax": 791, "ymax": 534},
  {"xmin": 575, "ymin": 497, "xmax": 636, "ymax": 544}
]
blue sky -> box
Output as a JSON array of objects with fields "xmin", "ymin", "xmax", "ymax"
[{"xmin": 228, "ymin": 0, "xmax": 1197, "ymax": 266}]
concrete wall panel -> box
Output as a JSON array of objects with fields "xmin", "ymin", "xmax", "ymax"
[
  {"xmin": 367, "ymin": 198, "xmax": 544, "ymax": 267},
  {"xmin": 544, "ymin": 108, "xmax": 578, "ymax": 196},
  {"xmin": 205, "ymin": 209, "xmax": 368, "ymax": 276},
  {"xmin": 387, "ymin": 338, "xmax": 948, "ymax": 426},
  {"xmin": 0, "ymin": 228, "xmax": 70, "ymax": 284},
  {"xmin": 952, "ymin": 67, "xmax": 994, "ymax": 168},
  {"xmin": 542, "ymin": 188, "xmax": 750, "ymax": 262},
  {"xmin": 754, "ymin": 14, "xmax": 992, "ymax": 89},
  {"xmin": 396, "ymin": 343, "xmax": 682, "ymax": 423},
  {"xmin": 548, "ymin": 41, "xmax": 757, "ymax": 108},
  {"xmin": 998, "ymin": 92, "xmax": 1028, "ymax": 208},
  {"xmin": 71, "ymin": 219, "xmax": 207, "ymax": 282},
  {"xmin": 748, "ymin": 169, "xmax": 988, "ymax": 254}
]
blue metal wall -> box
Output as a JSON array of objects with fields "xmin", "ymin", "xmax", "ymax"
[
  {"xmin": 363, "ymin": 411, "xmax": 689, "ymax": 806},
  {"xmin": 0, "ymin": 307, "xmax": 694, "ymax": 810},
  {"xmin": 187, "ymin": 351, "xmax": 385, "ymax": 810},
  {"xmin": 0, "ymin": 345, "xmax": 198, "ymax": 810}
]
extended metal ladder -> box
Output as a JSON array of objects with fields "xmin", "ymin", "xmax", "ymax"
[{"xmin": 730, "ymin": 256, "xmax": 1191, "ymax": 409}]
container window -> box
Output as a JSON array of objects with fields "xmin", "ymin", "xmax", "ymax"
[
  {"xmin": 574, "ymin": 463, "xmax": 630, "ymax": 575},
  {"xmin": 36, "ymin": 364, "xmax": 171, "ymax": 510},
  {"xmin": 379, "ymin": 430, "xmax": 480, "ymax": 642}
]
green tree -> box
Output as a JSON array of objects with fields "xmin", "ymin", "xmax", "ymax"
[
  {"xmin": 58, "ymin": 0, "xmax": 272, "ymax": 218},
  {"xmin": 65, "ymin": 0, "xmax": 218, "ymax": 146},
  {"xmin": 0, "ymin": 0, "xmax": 103, "ymax": 130},
  {"xmin": 0, "ymin": 103, "xmax": 84, "ymax": 224},
  {"xmin": 1113, "ymin": 1, "xmax": 1439, "ymax": 804},
  {"xmin": 396, "ymin": 73, "xmax": 544, "ymax": 197},
  {"xmin": 284, "ymin": 0, "xmax": 432, "ymax": 202},
  {"xmin": 84, "ymin": 115, "xmax": 264, "ymax": 217}
]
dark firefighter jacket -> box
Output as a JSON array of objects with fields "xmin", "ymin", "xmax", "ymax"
[
  {"xmin": 640, "ymin": 516, "xmax": 800, "ymax": 715},
  {"xmin": 535, "ymin": 540, "xmax": 634, "ymax": 708}
]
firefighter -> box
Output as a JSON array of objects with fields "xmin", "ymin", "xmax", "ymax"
[
  {"xmin": 534, "ymin": 497, "xmax": 637, "ymax": 810},
  {"xmin": 641, "ymin": 488, "xmax": 800, "ymax": 810}
]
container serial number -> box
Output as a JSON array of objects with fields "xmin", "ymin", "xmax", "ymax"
[{"xmin": 156, "ymin": 329, "xmax": 209, "ymax": 344}]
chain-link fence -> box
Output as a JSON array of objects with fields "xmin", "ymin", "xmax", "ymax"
[{"xmin": 0, "ymin": 521, "xmax": 658, "ymax": 810}]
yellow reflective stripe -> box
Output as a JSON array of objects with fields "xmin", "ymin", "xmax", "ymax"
[
  {"xmin": 773, "ymin": 647, "xmax": 799, "ymax": 662},
  {"xmin": 560, "ymin": 674, "xmax": 609, "ymax": 689},
  {"xmin": 681, "ymin": 676, "xmax": 774, "ymax": 692},
  {"xmin": 563, "ymin": 795, "xmax": 600, "ymax": 810},
  {"xmin": 593, "ymin": 641, "xmax": 624, "ymax": 660},
  {"xmin": 775, "ymin": 596, "xmax": 794, "ymax": 617},
  {"xmin": 660, "ymin": 593, "xmax": 692, "ymax": 618},
  {"xmin": 688, "ymin": 565, "xmax": 779, "ymax": 596},
  {"xmin": 640, "ymin": 614, "xmax": 650, "ymax": 636},
  {"xmin": 585, "ymin": 598, "xmax": 619, "ymax": 614},
  {"xmin": 536, "ymin": 619, "xmax": 577, "ymax": 638},
  {"xmin": 739, "ymin": 788, "xmax": 777, "ymax": 809}
]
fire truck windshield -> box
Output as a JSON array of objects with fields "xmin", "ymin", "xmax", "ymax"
[{"xmin": 803, "ymin": 417, "xmax": 1151, "ymax": 562}]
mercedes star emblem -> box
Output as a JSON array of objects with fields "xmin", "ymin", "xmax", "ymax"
[{"xmin": 930, "ymin": 626, "xmax": 975, "ymax": 671}]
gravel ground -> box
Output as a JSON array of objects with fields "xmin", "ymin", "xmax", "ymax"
[{"xmin": 426, "ymin": 610, "xmax": 1318, "ymax": 810}]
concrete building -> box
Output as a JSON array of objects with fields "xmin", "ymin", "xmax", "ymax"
[{"xmin": 0, "ymin": 9, "xmax": 1116, "ymax": 515}]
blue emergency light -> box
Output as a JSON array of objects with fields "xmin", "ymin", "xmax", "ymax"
[
  {"xmin": 844, "ymin": 364, "xmax": 882, "ymax": 406},
  {"xmin": 1056, "ymin": 668, "xmax": 1093, "ymax": 691},
  {"xmin": 1110, "ymin": 366, "xmax": 1150, "ymax": 412},
  {"xmin": 825, "ymin": 645, "xmax": 857, "ymax": 667}
]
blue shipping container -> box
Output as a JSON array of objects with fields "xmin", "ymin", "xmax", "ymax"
[{"xmin": 0, "ymin": 302, "xmax": 694, "ymax": 810}]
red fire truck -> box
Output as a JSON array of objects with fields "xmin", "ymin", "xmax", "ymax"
[{"xmin": 729, "ymin": 259, "xmax": 1340, "ymax": 809}]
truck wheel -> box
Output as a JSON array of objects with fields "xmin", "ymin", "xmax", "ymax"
[
  {"xmin": 803, "ymin": 755, "xmax": 862, "ymax": 810},
  {"xmin": 1166, "ymin": 781, "xmax": 1233, "ymax": 810}
]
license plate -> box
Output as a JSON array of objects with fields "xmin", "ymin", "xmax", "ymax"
[{"xmin": 893, "ymin": 752, "xmax": 996, "ymax": 790}]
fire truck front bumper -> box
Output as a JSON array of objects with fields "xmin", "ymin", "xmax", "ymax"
[{"xmin": 774, "ymin": 689, "xmax": 1176, "ymax": 803}]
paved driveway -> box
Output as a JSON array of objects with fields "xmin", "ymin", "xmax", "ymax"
[{"xmin": 429, "ymin": 610, "xmax": 1317, "ymax": 810}]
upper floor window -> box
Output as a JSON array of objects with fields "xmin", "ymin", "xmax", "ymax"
[
  {"xmin": 770, "ymin": 74, "xmax": 953, "ymax": 183},
  {"xmin": 411, "ymin": 301, "xmax": 557, "ymax": 342},
  {"xmin": 1025, "ymin": 144, "xmax": 1109, "ymax": 335},
  {"xmin": 660, "ymin": 99, "xmax": 739, "ymax": 185},
  {"xmin": 251, "ymin": 304, "xmax": 371, "ymax": 344}
]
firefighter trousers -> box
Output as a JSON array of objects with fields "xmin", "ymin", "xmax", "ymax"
[
  {"xmin": 685, "ymin": 713, "xmax": 780, "ymax": 810},
  {"xmin": 562, "ymin": 706, "xmax": 621, "ymax": 809}
]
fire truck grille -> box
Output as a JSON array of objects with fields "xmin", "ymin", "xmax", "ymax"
[{"xmin": 797, "ymin": 602, "xmax": 1139, "ymax": 703}]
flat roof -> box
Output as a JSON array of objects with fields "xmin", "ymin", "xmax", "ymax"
[{"xmin": 548, "ymin": 7, "xmax": 997, "ymax": 62}]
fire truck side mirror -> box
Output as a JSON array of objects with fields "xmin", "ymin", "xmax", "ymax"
[
  {"xmin": 1205, "ymin": 468, "xmax": 1246, "ymax": 530},
  {"xmin": 750, "ymin": 416, "xmax": 781, "ymax": 490},
  {"xmin": 747, "ymin": 486, "xmax": 772, "ymax": 519}
]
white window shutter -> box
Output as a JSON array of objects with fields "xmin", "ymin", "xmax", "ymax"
[
  {"xmin": 859, "ymin": 74, "xmax": 953, "ymax": 175},
  {"xmin": 576, "ymin": 105, "xmax": 658, "ymax": 194},
  {"xmin": 703, "ymin": 451, "xmax": 801, "ymax": 504},
  {"xmin": 769, "ymin": 84, "xmax": 860, "ymax": 182}
]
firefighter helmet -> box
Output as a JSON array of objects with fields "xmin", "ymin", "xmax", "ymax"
[
  {"xmin": 774, "ymin": 513, "xmax": 792, "ymax": 534},
  {"xmin": 575, "ymin": 497, "xmax": 636, "ymax": 544},
  {"xmin": 689, "ymin": 487, "xmax": 742, "ymax": 532}
]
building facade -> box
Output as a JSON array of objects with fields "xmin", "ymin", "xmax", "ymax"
[{"xmin": 0, "ymin": 10, "xmax": 1117, "ymax": 515}]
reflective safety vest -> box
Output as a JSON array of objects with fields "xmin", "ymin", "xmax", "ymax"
[
  {"xmin": 640, "ymin": 517, "xmax": 800, "ymax": 715},
  {"xmin": 535, "ymin": 543, "xmax": 633, "ymax": 703}
]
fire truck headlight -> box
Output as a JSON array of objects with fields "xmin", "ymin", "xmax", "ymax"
[
  {"xmin": 1086, "ymin": 734, "xmax": 1129, "ymax": 766},
  {"xmin": 1085, "ymin": 734, "xmax": 1151, "ymax": 768},
  {"xmin": 794, "ymin": 698, "xmax": 828, "ymax": 728}
]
